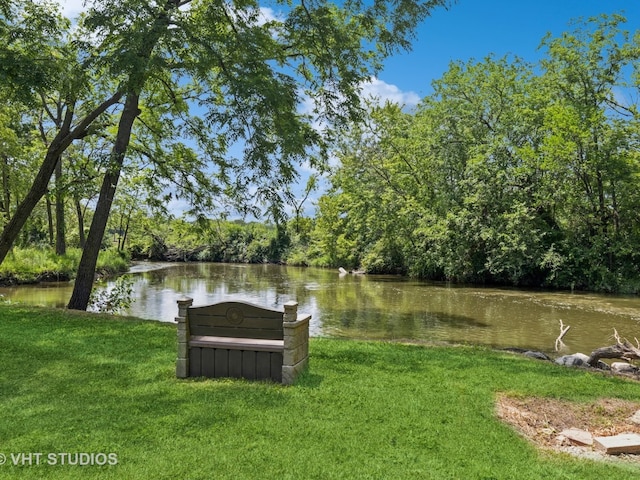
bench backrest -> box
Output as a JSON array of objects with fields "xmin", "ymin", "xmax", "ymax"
[{"xmin": 187, "ymin": 301, "xmax": 284, "ymax": 340}]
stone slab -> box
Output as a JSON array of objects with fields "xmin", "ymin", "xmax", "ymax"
[
  {"xmin": 594, "ymin": 433, "xmax": 640, "ymax": 455},
  {"xmin": 560, "ymin": 428, "xmax": 593, "ymax": 446},
  {"xmin": 629, "ymin": 410, "xmax": 640, "ymax": 425}
]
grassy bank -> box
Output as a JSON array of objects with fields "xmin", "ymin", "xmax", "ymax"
[
  {"xmin": 0, "ymin": 248, "xmax": 129, "ymax": 284},
  {"xmin": 1, "ymin": 305, "xmax": 639, "ymax": 479}
]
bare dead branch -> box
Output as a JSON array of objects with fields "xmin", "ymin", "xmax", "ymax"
[
  {"xmin": 587, "ymin": 328, "xmax": 640, "ymax": 366},
  {"xmin": 555, "ymin": 319, "xmax": 571, "ymax": 352}
]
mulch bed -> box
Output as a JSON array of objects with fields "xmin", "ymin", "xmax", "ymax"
[{"xmin": 496, "ymin": 394, "xmax": 640, "ymax": 464}]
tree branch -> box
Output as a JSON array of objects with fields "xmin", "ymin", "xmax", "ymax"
[
  {"xmin": 555, "ymin": 319, "xmax": 570, "ymax": 352},
  {"xmin": 587, "ymin": 329, "xmax": 640, "ymax": 366}
]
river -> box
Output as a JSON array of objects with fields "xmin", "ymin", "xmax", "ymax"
[{"xmin": 1, "ymin": 262, "xmax": 639, "ymax": 355}]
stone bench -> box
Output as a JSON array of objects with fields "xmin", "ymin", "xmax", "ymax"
[{"xmin": 175, "ymin": 297, "xmax": 310, "ymax": 385}]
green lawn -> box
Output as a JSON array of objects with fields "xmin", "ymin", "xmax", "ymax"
[{"xmin": 1, "ymin": 304, "xmax": 639, "ymax": 479}]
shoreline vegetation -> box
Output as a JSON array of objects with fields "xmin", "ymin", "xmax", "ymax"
[
  {"xmin": 0, "ymin": 247, "xmax": 130, "ymax": 287},
  {"xmin": 1, "ymin": 304, "xmax": 639, "ymax": 478},
  {"xmin": 2, "ymin": 239, "xmax": 640, "ymax": 297}
]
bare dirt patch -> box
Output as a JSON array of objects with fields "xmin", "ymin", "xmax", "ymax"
[{"xmin": 496, "ymin": 394, "xmax": 640, "ymax": 464}]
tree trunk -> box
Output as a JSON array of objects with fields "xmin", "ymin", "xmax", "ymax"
[
  {"xmin": 45, "ymin": 192, "xmax": 54, "ymax": 246},
  {"xmin": 1, "ymin": 155, "xmax": 9, "ymax": 222},
  {"xmin": 67, "ymin": 0, "xmax": 177, "ymax": 310},
  {"xmin": 55, "ymin": 156, "xmax": 66, "ymax": 255},
  {"xmin": 587, "ymin": 330, "xmax": 640, "ymax": 366},
  {"xmin": 74, "ymin": 197, "xmax": 86, "ymax": 249},
  {"xmin": 0, "ymin": 148, "xmax": 61, "ymax": 261},
  {"xmin": 596, "ymin": 168, "xmax": 607, "ymax": 231},
  {"xmin": 117, "ymin": 208, "xmax": 125, "ymax": 251},
  {"xmin": 611, "ymin": 178, "xmax": 620, "ymax": 233},
  {"xmin": 68, "ymin": 93, "xmax": 141, "ymax": 310},
  {"xmin": 0, "ymin": 92, "xmax": 122, "ymax": 265},
  {"xmin": 121, "ymin": 209, "xmax": 132, "ymax": 251}
]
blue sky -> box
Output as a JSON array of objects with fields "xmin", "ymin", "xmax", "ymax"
[{"xmin": 374, "ymin": 0, "xmax": 640, "ymax": 106}]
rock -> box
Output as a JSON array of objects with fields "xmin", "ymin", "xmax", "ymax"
[
  {"xmin": 560, "ymin": 428, "xmax": 593, "ymax": 446},
  {"xmin": 594, "ymin": 433, "xmax": 640, "ymax": 455},
  {"xmin": 523, "ymin": 350, "xmax": 551, "ymax": 361},
  {"xmin": 502, "ymin": 347, "xmax": 527, "ymax": 354},
  {"xmin": 554, "ymin": 353, "xmax": 610, "ymax": 370},
  {"xmin": 0, "ymin": 274, "xmax": 18, "ymax": 286},
  {"xmin": 555, "ymin": 353, "xmax": 590, "ymax": 367},
  {"xmin": 611, "ymin": 362, "xmax": 640, "ymax": 375},
  {"xmin": 629, "ymin": 410, "xmax": 640, "ymax": 425}
]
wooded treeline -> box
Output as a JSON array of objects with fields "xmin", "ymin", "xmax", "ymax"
[
  {"xmin": 2, "ymin": 7, "xmax": 640, "ymax": 295},
  {"xmin": 312, "ymin": 14, "xmax": 640, "ymax": 293}
]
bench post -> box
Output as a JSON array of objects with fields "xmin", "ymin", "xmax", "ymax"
[
  {"xmin": 282, "ymin": 301, "xmax": 310, "ymax": 385},
  {"xmin": 176, "ymin": 295, "xmax": 193, "ymax": 378}
]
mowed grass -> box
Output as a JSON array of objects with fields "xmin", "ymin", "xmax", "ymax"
[{"xmin": 1, "ymin": 305, "xmax": 639, "ymax": 479}]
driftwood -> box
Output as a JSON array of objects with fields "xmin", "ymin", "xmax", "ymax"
[
  {"xmin": 587, "ymin": 329, "xmax": 640, "ymax": 367},
  {"xmin": 555, "ymin": 320, "xmax": 570, "ymax": 352}
]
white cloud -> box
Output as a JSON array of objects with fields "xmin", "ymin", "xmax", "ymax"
[
  {"xmin": 299, "ymin": 77, "xmax": 419, "ymax": 125},
  {"xmin": 258, "ymin": 7, "xmax": 283, "ymax": 24},
  {"xmin": 359, "ymin": 77, "xmax": 421, "ymax": 108},
  {"xmin": 58, "ymin": 0, "xmax": 86, "ymax": 19},
  {"xmin": 58, "ymin": 0, "xmax": 196, "ymax": 19}
]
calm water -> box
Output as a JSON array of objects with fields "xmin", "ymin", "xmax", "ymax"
[{"xmin": 2, "ymin": 262, "xmax": 639, "ymax": 355}]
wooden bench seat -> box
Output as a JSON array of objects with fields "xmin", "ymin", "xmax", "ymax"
[
  {"xmin": 189, "ymin": 335, "xmax": 284, "ymax": 352},
  {"xmin": 175, "ymin": 298, "xmax": 310, "ymax": 385}
]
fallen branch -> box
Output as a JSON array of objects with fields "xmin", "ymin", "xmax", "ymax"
[
  {"xmin": 555, "ymin": 320, "xmax": 571, "ymax": 352},
  {"xmin": 587, "ymin": 329, "xmax": 640, "ymax": 367}
]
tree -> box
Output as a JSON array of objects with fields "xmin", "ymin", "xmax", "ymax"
[
  {"xmin": 0, "ymin": 3, "xmax": 123, "ymax": 264},
  {"xmin": 0, "ymin": 102, "xmax": 29, "ymax": 225},
  {"xmin": 313, "ymin": 101, "xmax": 422, "ymax": 272},
  {"xmin": 287, "ymin": 174, "xmax": 318, "ymax": 234},
  {"xmin": 537, "ymin": 14, "xmax": 640, "ymax": 290},
  {"xmin": 66, "ymin": 0, "xmax": 454, "ymax": 310},
  {"xmin": 313, "ymin": 14, "xmax": 640, "ymax": 292}
]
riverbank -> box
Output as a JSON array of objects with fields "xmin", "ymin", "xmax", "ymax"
[
  {"xmin": 1, "ymin": 304, "xmax": 639, "ymax": 478},
  {"xmin": 0, "ymin": 247, "xmax": 129, "ymax": 286}
]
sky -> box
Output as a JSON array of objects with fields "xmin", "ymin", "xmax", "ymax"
[
  {"xmin": 56, "ymin": 0, "xmax": 640, "ymax": 216},
  {"xmin": 379, "ymin": 0, "xmax": 640, "ymax": 108}
]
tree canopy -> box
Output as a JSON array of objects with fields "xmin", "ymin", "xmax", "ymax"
[{"xmin": 313, "ymin": 14, "xmax": 640, "ymax": 292}]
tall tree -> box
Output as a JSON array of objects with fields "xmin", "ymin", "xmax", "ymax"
[
  {"xmin": 53, "ymin": 156, "xmax": 66, "ymax": 254},
  {"xmin": 314, "ymin": 14, "xmax": 640, "ymax": 292},
  {"xmin": 0, "ymin": 3, "xmax": 123, "ymax": 264},
  {"xmin": 67, "ymin": 0, "xmax": 454, "ymax": 310},
  {"xmin": 537, "ymin": 14, "xmax": 640, "ymax": 289}
]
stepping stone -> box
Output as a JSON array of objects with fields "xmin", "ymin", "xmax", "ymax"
[
  {"xmin": 560, "ymin": 428, "xmax": 593, "ymax": 446},
  {"xmin": 629, "ymin": 410, "xmax": 640, "ymax": 425},
  {"xmin": 594, "ymin": 433, "xmax": 640, "ymax": 455}
]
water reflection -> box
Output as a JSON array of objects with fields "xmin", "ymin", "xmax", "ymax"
[{"xmin": 1, "ymin": 262, "xmax": 639, "ymax": 355}]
